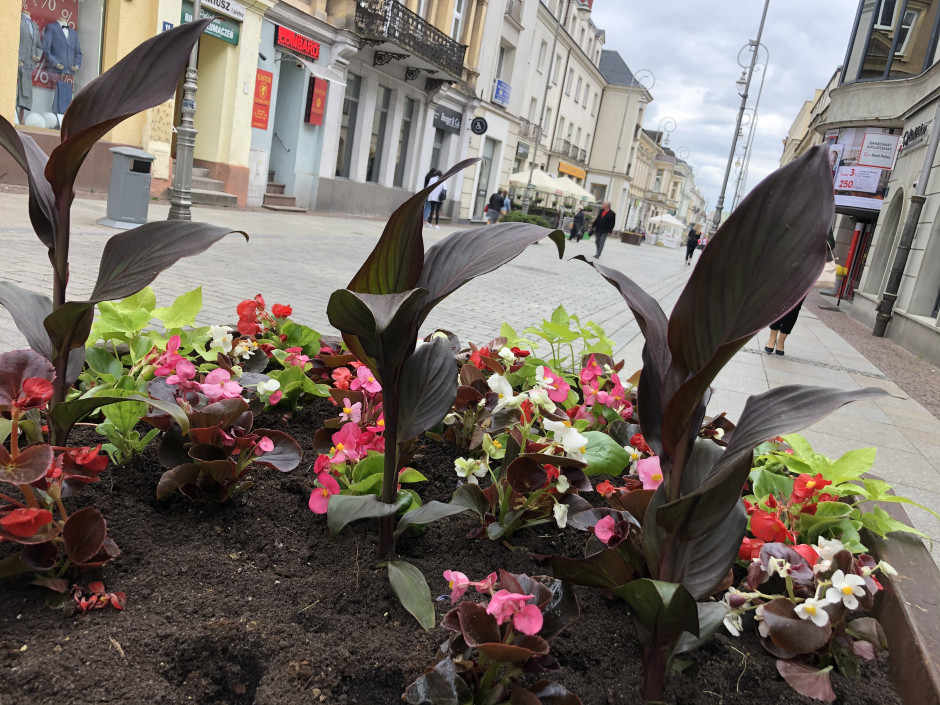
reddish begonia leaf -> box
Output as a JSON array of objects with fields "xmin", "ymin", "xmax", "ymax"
[
  {"xmin": 0, "ymin": 443, "xmax": 54, "ymax": 486},
  {"xmin": 252, "ymin": 430, "xmax": 302, "ymax": 473},
  {"xmin": 62, "ymin": 507, "xmax": 107, "ymax": 565},
  {"xmin": 478, "ymin": 635, "xmax": 550, "ymax": 663},
  {"xmin": 776, "ymin": 660, "xmax": 836, "ymax": 702},
  {"xmin": 455, "ymin": 601, "xmax": 501, "ymax": 646}
]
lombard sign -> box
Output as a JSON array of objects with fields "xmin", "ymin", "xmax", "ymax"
[
  {"xmin": 275, "ymin": 26, "xmax": 320, "ymax": 61},
  {"xmin": 433, "ymin": 106, "xmax": 462, "ymax": 134},
  {"xmin": 829, "ymin": 126, "xmax": 898, "ymax": 212}
]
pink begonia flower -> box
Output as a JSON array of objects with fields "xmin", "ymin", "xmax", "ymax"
[
  {"xmin": 153, "ymin": 335, "xmax": 183, "ymax": 376},
  {"xmin": 329, "ymin": 422, "xmax": 362, "ymax": 464},
  {"xmin": 350, "ymin": 366, "xmax": 382, "ymax": 395},
  {"xmin": 474, "ymin": 572, "xmax": 498, "ymax": 594},
  {"xmin": 268, "ymin": 390, "xmax": 283, "ymax": 405},
  {"xmin": 637, "ymin": 456, "xmax": 664, "ymax": 490},
  {"xmin": 580, "ymin": 354, "xmax": 604, "ymax": 386},
  {"xmin": 340, "ymin": 398, "xmax": 362, "ymax": 424},
  {"xmin": 359, "ymin": 429, "xmax": 385, "ymax": 454},
  {"xmin": 253, "ymin": 436, "xmax": 275, "ymax": 456},
  {"xmin": 308, "ymin": 472, "xmax": 340, "ymax": 514},
  {"xmin": 166, "ymin": 359, "xmax": 197, "ymax": 387},
  {"xmin": 332, "ymin": 367, "xmax": 352, "ymax": 390},
  {"xmin": 199, "ymin": 368, "xmax": 243, "ymax": 402},
  {"xmin": 538, "ymin": 366, "xmax": 572, "ymax": 403},
  {"xmin": 486, "ymin": 590, "xmax": 543, "ymax": 636},
  {"xmin": 313, "ymin": 453, "xmax": 332, "ymax": 475},
  {"xmin": 583, "ymin": 381, "xmax": 600, "ymax": 407},
  {"xmin": 620, "ymin": 400, "xmax": 634, "ymax": 419},
  {"xmin": 285, "ymin": 347, "xmax": 310, "ymax": 367},
  {"xmin": 443, "ymin": 570, "xmax": 472, "ymax": 602},
  {"xmin": 595, "ymin": 515, "xmax": 616, "ymax": 544},
  {"xmin": 366, "ymin": 412, "xmax": 385, "ymax": 435}
]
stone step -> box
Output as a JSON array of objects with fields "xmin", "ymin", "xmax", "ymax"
[
  {"xmin": 190, "ymin": 188, "xmax": 237, "ymax": 208},
  {"xmin": 192, "ymin": 167, "xmax": 210, "ymax": 178},
  {"xmin": 268, "ymin": 170, "xmax": 276, "ymax": 183},
  {"xmin": 262, "ymin": 204, "xmax": 307, "ymax": 213},
  {"xmin": 266, "ymin": 182, "xmax": 286, "ymax": 195},
  {"xmin": 192, "ymin": 175, "xmax": 226, "ymax": 192},
  {"xmin": 263, "ymin": 193, "xmax": 298, "ymax": 208}
]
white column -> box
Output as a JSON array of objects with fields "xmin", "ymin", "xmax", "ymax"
[
  {"xmin": 351, "ymin": 72, "xmax": 378, "ymax": 183},
  {"xmin": 380, "ymin": 88, "xmax": 405, "ymax": 187}
]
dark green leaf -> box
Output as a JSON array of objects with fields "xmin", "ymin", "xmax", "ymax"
[
  {"xmin": 398, "ymin": 337, "xmax": 457, "ymax": 440},
  {"xmin": 671, "ymin": 602, "xmax": 728, "ymax": 656},
  {"xmin": 394, "ymin": 500, "xmax": 468, "ymax": 539},
  {"xmin": 85, "ymin": 346, "xmax": 125, "ymax": 379},
  {"xmin": 349, "ymin": 158, "xmax": 478, "ymax": 295},
  {"xmin": 47, "ymin": 20, "xmax": 214, "ymax": 201},
  {"xmin": 581, "ymin": 431, "xmax": 632, "ymax": 475},
  {"xmin": 417, "ymin": 223, "xmax": 565, "ymax": 320},
  {"xmin": 451, "ymin": 483, "xmax": 490, "ymax": 518},
  {"xmin": 614, "ymin": 579, "xmax": 699, "ymax": 645},
  {"xmin": 62, "ymin": 507, "xmax": 106, "ymax": 565},
  {"xmin": 327, "ymin": 494, "xmax": 404, "ymax": 537},
  {"xmin": 388, "ymin": 559, "xmax": 435, "ymax": 630}
]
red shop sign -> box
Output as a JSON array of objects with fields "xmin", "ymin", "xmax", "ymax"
[
  {"xmin": 275, "ymin": 26, "xmax": 320, "ymax": 61},
  {"xmin": 252, "ymin": 69, "xmax": 273, "ymax": 129},
  {"xmin": 305, "ymin": 77, "xmax": 328, "ymax": 126}
]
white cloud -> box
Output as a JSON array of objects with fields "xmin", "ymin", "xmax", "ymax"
[{"xmin": 590, "ymin": 0, "xmax": 858, "ymax": 211}]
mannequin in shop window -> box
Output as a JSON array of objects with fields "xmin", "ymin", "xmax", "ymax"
[
  {"xmin": 17, "ymin": 3, "xmax": 42, "ymax": 124},
  {"xmin": 42, "ymin": 16, "xmax": 82, "ymax": 115}
]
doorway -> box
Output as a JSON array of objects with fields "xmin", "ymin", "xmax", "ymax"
[
  {"xmin": 473, "ymin": 137, "xmax": 498, "ymax": 220},
  {"xmin": 269, "ymin": 58, "xmax": 306, "ymax": 194}
]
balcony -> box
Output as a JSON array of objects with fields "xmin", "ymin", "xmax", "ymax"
[
  {"xmin": 505, "ymin": 0, "xmax": 524, "ymax": 25},
  {"xmin": 519, "ymin": 119, "xmax": 541, "ymax": 141},
  {"xmin": 554, "ymin": 138, "xmax": 572, "ymax": 155},
  {"xmin": 355, "ymin": 1, "xmax": 468, "ymax": 78}
]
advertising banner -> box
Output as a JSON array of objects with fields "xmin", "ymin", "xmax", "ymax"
[
  {"xmin": 829, "ymin": 126, "xmax": 897, "ymax": 211},
  {"xmin": 251, "ymin": 69, "xmax": 273, "ymax": 130},
  {"xmin": 305, "ymin": 77, "xmax": 328, "ymax": 126}
]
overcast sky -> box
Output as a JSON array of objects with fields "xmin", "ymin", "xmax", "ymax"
[{"xmin": 589, "ymin": 0, "xmax": 860, "ymax": 214}]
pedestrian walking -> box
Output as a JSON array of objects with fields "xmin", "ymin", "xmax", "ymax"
[
  {"xmin": 502, "ymin": 189, "xmax": 511, "ymax": 216},
  {"xmin": 486, "ymin": 190, "xmax": 504, "ymax": 225},
  {"xmin": 427, "ymin": 173, "xmax": 445, "ymax": 228},
  {"xmin": 569, "ymin": 206, "xmax": 586, "ymax": 241},
  {"xmin": 685, "ymin": 224, "xmax": 700, "ymax": 265},
  {"xmin": 590, "ymin": 201, "xmax": 616, "ymax": 258},
  {"xmin": 423, "ymin": 168, "xmax": 441, "ymax": 223},
  {"xmin": 764, "ymin": 298, "xmax": 805, "ymax": 356}
]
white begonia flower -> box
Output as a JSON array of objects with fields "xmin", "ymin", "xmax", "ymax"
[
  {"xmin": 723, "ymin": 610, "xmax": 742, "ymax": 637},
  {"xmin": 766, "ymin": 556, "xmax": 792, "ymax": 580},
  {"xmin": 488, "ymin": 374, "xmax": 523, "ymax": 413},
  {"xmin": 454, "ymin": 457, "xmax": 489, "ymax": 484},
  {"xmin": 755, "ymin": 604, "xmax": 769, "ymax": 638},
  {"xmin": 814, "ymin": 536, "xmax": 847, "ymax": 574},
  {"xmin": 553, "ymin": 502, "xmax": 569, "ymax": 529},
  {"xmin": 795, "ymin": 597, "xmax": 831, "ymax": 628},
  {"xmin": 543, "ymin": 419, "xmax": 588, "ymax": 460},
  {"xmin": 877, "ymin": 560, "xmax": 897, "ymax": 576},
  {"xmin": 257, "ymin": 379, "xmax": 280, "ymax": 394},
  {"xmin": 232, "ymin": 338, "xmax": 258, "ymax": 360},
  {"xmin": 498, "ymin": 346, "xmax": 515, "ymax": 365},
  {"xmin": 442, "ymin": 412, "xmax": 458, "ymax": 426},
  {"xmin": 209, "ymin": 325, "xmax": 233, "ymax": 354},
  {"xmin": 555, "ymin": 473, "xmax": 570, "ymax": 493},
  {"xmin": 623, "ymin": 445, "xmax": 641, "ymax": 470},
  {"xmin": 825, "ymin": 569, "xmax": 867, "ymax": 610},
  {"xmin": 527, "ymin": 387, "xmax": 556, "ymax": 413},
  {"xmin": 714, "ymin": 428, "xmax": 725, "ymax": 440}
]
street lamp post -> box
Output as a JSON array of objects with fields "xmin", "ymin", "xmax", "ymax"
[
  {"xmin": 168, "ymin": 0, "xmax": 203, "ymax": 221},
  {"xmin": 522, "ymin": 0, "xmax": 590, "ymax": 214},
  {"xmin": 656, "ymin": 116, "xmax": 677, "ymax": 147},
  {"xmin": 731, "ymin": 45, "xmax": 768, "ymax": 210},
  {"xmin": 713, "ymin": 0, "xmax": 770, "ymax": 229}
]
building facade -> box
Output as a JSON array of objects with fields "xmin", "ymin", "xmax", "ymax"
[{"xmin": 809, "ymin": 0, "xmax": 940, "ymax": 365}]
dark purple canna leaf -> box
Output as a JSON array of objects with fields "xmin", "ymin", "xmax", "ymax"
[
  {"xmin": 62, "ymin": 506, "xmax": 107, "ymax": 565},
  {"xmin": 348, "ymin": 158, "xmax": 478, "ymax": 295},
  {"xmin": 252, "ymin": 430, "xmax": 302, "ymax": 472},
  {"xmin": 0, "ymin": 349, "xmax": 55, "ymax": 408},
  {"xmin": 520, "ymin": 681, "xmax": 583, "ymax": 705},
  {"xmin": 506, "ymin": 456, "xmax": 549, "ymax": 495},
  {"xmin": 417, "ymin": 223, "xmax": 565, "ymax": 319},
  {"xmin": 46, "ymin": 20, "xmax": 214, "ymax": 202},
  {"xmin": 0, "ymin": 120, "xmax": 56, "ymax": 250},
  {"xmin": 0, "ymin": 284, "xmax": 83, "ymax": 382},
  {"xmin": 397, "ymin": 337, "xmax": 458, "ymax": 441}
]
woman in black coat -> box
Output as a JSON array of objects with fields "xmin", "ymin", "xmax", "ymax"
[{"xmin": 569, "ymin": 207, "xmax": 586, "ymax": 241}]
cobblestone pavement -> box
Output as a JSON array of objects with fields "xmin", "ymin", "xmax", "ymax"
[{"xmin": 0, "ymin": 193, "xmax": 937, "ymax": 564}]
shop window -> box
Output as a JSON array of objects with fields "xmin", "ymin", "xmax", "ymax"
[
  {"xmin": 394, "ymin": 97, "xmax": 415, "ymax": 188},
  {"xmin": 16, "ymin": 0, "xmax": 106, "ymax": 128},
  {"xmin": 908, "ymin": 210, "xmax": 940, "ymax": 316},
  {"xmin": 336, "ymin": 73, "xmax": 361, "ymax": 178},
  {"xmin": 862, "ymin": 188, "xmax": 905, "ymax": 295},
  {"xmin": 367, "ymin": 85, "xmax": 391, "ymax": 183}
]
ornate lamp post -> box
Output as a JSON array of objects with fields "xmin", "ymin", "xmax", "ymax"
[
  {"xmin": 713, "ymin": 0, "xmax": 770, "ymax": 229},
  {"xmin": 168, "ymin": 0, "xmax": 204, "ymax": 221},
  {"xmin": 656, "ymin": 115, "xmax": 677, "ymax": 147}
]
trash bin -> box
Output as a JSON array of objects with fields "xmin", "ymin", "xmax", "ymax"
[{"xmin": 97, "ymin": 147, "xmax": 156, "ymax": 229}]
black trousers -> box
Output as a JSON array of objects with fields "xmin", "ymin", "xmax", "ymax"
[
  {"xmin": 428, "ymin": 201, "xmax": 442, "ymax": 224},
  {"xmin": 770, "ymin": 298, "xmax": 805, "ymax": 335}
]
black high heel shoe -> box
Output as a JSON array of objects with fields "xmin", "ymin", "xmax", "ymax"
[{"xmin": 763, "ymin": 346, "xmax": 774, "ymax": 354}]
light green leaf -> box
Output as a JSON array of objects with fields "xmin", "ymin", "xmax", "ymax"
[
  {"xmin": 859, "ymin": 506, "xmax": 925, "ymax": 538},
  {"xmin": 781, "ymin": 433, "xmax": 816, "ymax": 461},
  {"xmin": 352, "ymin": 453, "xmax": 385, "ymax": 483},
  {"xmin": 96, "ymin": 301, "xmax": 152, "ymax": 335},
  {"xmin": 550, "ymin": 304, "xmax": 570, "ymax": 326},
  {"xmin": 153, "ymin": 286, "xmax": 202, "ymax": 329},
  {"xmin": 824, "ymin": 447, "xmax": 876, "ymax": 485},
  {"xmin": 347, "ymin": 473, "xmax": 384, "ymax": 495},
  {"xmin": 113, "ymin": 287, "xmax": 156, "ymax": 314},
  {"xmin": 102, "ymin": 399, "xmax": 150, "ymax": 435},
  {"xmin": 398, "ymin": 468, "xmax": 428, "ymax": 483},
  {"xmin": 387, "ymin": 560, "xmax": 435, "ymax": 630},
  {"xmin": 751, "ymin": 467, "xmax": 795, "ymax": 500},
  {"xmin": 85, "ymin": 346, "xmax": 125, "ymax": 379},
  {"xmin": 0, "ymin": 418, "xmax": 11, "ymax": 445},
  {"xmin": 582, "ymin": 431, "xmax": 632, "ymax": 475}
]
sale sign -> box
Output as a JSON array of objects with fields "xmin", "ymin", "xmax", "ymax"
[
  {"xmin": 251, "ymin": 69, "xmax": 273, "ymax": 130},
  {"xmin": 26, "ymin": 0, "xmax": 80, "ymax": 89}
]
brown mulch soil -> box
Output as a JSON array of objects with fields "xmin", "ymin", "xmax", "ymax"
[{"xmin": 0, "ymin": 398, "xmax": 901, "ymax": 704}]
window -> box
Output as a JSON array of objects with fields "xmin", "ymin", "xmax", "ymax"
[
  {"xmin": 553, "ymin": 54, "xmax": 562, "ymax": 83},
  {"xmin": 336, "ymin": 73, "xmax": 361, "ymax": 177},
  {"xmin": 895, "ymin": 9, "xmax": 919, "ymax": 57},
  {"xmin": 528, "ymin": 97, "xmax": 537, "ymax": 121},
  {"xmin": 591, "ymin": 93, "xmax": 598, "ymax": 115},
  {"xmin": 415, "ymin": 0, "xmax": 429, "ymax": 19},
  {"xmin": 669, "ymin": 180, "xmax": 679, "ymax": 200},
  {"xmin": 496, "ymin": 46, "xmax": 506, "ymax": 79},
  {"xmin": 586, "ymin": 132, "xmax": 591, "ymax": 153},
  {"xmin": 14, "ymin": 0, "xmax": 107, "ymax": 130},
  {"xmin": 575, "ymin": 126, "xmax": 581, "ymax": 146},
  {"xmin": 583, "ymin": 85, "xmax": 590, "ymax": 108},
  {"xmin": 366, "ymin": 85, "xmax": 391, "ymax": 183},
  {"xmin": 654, "ymin": 168, "xmax": 663, "ymax": 192},
  {"xmin": 874, "ymin": 0, "xmax": 898, "ymax": 28},
  {"xmin": 565, "ymin": 68, "xmax": 574, "ymax": 94},
  {"xmin": 538, "ymin": 40, "xmax": 548, "ymax": 72},
  {"xmin": 452, "ymin": 0, "xmax": 468, "ymax": 41},
  {"xmin": 579, "ymin": 28, "xmax": 585, "ymax": 46},
  {"xmin": 558, "ymin": 117, "xmax": 565, "ymax": 140},
  {"xmin": 393, "ymin": 97, "xmax": 415, "ymax": 188},
  {"xmin": 545, "ymin": 107, "xmax": 552, "ymax": 137},
  {"xmin": 574, "ymin": 76, "xmax": 582, "ymax": 102},
  {"xmin": 567, "ymin": 122, "xmax": 573, "ymax": 139}
]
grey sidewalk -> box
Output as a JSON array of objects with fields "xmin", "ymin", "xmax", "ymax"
[{"xmin": 0, "ymin": 192, "xmax": 937, "ymax": 563}]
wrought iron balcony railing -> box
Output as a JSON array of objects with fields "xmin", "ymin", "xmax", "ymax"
[
  {"xmin": 355, "ymin": 0, "xmax": 468, "ymax": 78},
  {"xmin": 554, "ymin": 138, "xmax": 572, "ymax": 154}
]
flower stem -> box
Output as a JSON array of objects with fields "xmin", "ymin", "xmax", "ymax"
[{"xmin": 18, "ymin": 483, "xmax": 39, "ymax": 509}]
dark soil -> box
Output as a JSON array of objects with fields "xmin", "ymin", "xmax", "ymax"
[{"xmin": 0, "ymin": 399, "xmax": 902, "ymax": 704}]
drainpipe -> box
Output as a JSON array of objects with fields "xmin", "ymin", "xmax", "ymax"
[{"xmin": 873, "ymin": 98, "xmax": 940, "ymax": 336}]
